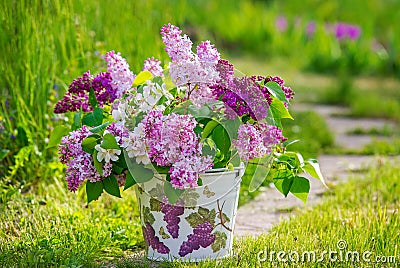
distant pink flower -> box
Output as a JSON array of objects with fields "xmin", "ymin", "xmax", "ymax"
[{"xmin": 276, "ymin": 16, "xmax": 288, "ymax": 32}]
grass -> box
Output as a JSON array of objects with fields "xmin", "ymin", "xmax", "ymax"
[
  {"xmin": 2, "ymin": 159, "xmax": 399, "ymax": 267},
  {"xmin": 0, "ymin": 178, "xmax": 144, "ymax": 267}
]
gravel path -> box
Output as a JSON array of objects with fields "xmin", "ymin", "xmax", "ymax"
[{"xmin": 234, "ymin": 104, "xmax": 398, "ymax": 237}]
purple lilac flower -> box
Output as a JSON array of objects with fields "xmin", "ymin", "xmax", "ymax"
[
  {"xmin": 105, "ymin": 51, "xmax": 135, "ymax": 98},
  {"xmin": 276, "ymin": 16, "xmax": 288, "ymax": 32},
  {"xmin": 143, "ymin": 57, "xmax": 164, "ymax": 77},
  {"xmin": 233, "ymin": 123, "xmax": 286, "ymax": 161},
  {"xmin": 54, "ymin": 71, "xmax": 93, "ymax": 113},
  {"xmin": 92, "ymin": 72, "xmax": 117, "ymax": 104},
  {"xmin": 54, "ymin": 71, "xmax": 118, "ymax": 114}
]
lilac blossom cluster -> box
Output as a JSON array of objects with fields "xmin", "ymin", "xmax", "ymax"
[
  {"xmin": 233, "ymin": 123, "xmax": 286, "ymax": 162},
  {"xmin": 59, "ymin": 126, "xmax": 100, "ymax": 191},
  {"xmin": 212, "ymin": 60, "xmax": 293, "ymax": 121},
  {"xmin": 59, "ymin": 124, "xmax": 127, "ymax": 192},
  {"xmin": 54, "ymin": 71, "xmax": 116, "ymax": 113},
  {"xmin": 142, "ymin": 56, "xmax": 164, "ymax": 77},
  {"xmin": 122, "ymin": 110, "xmax": 213, "ymax": 188},
  {"xmin": 160, "ymin": 24, "xmax": 220, "ymax": 106},
  {"xmin": 104, "ymin": 51, "xmax": 136, "ymax": 99}
]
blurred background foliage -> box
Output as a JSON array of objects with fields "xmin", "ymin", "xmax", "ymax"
[{"xmin": 1, "ymin": 0, "xmax": 399, "ymax": 200}]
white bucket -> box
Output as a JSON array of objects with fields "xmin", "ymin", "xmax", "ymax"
[{"xmin": 135, "ymin": 163, "xmax": 244, "ymax": 262}]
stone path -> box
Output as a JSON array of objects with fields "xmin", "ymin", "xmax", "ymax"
[{"xmin": 234, "ymin": 104, "xmax": 398, "ymax": 237}]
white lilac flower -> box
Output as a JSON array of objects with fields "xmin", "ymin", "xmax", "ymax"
[
  {"xmin": 121, "ymin": 123, "xmax": 151, "ymax": 165},
  {"xmin": 95, "ymin": 144, "xmax": 121, "ymax": 163}
]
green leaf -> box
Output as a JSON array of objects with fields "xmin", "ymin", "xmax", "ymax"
[
  {"xmin": 274, "ymin": 176, "xmax": 294, "ymax": 197},
  {"xmin": 0, "ymin": 149, "xmax": 10, "ymax": 161},
  {"xmin": 88, "ymin": 87, "xmax": 98, "ymax": 108},
  {"xmin": 132, "ymin": 71, "xmax": 153, "ymax": 87},
  {"xmin": 265, "ymin": 81, "xmax": 287, "ymax": 102},
  {"xmin": 72, "ymin": 111, "xmax": 82, "ymax": 131},
  {"xmin": 103, "ymin": 175, "xmax": 121, "ymax": 198},
  {"xmin": 211, "ymin": 231, "xmax": 227, "ymax": 253},
  {"xmin": 46, "ymin": 125, "xmax": 70, "ymax": 149},
  {"xmin": 282, "ymin": 139, "xmax": 300, "ymax": 148},
  {"xmin": 123, "ymin": 171, "xmax": 136, "ymax": 190},
  {"xmin": 248, "ymin": 154, "xmax": 274, "ymax": 192},
  {"xmin": 201, "ymin": 120, "xmax": 220, "ymax": 140},
  {"xmin": 86, "ymin": 181, "xmax": 103, "ymax": 203},
  {"xmin": 303, "ymin": 159, "xmax": 327, "ymax": 187},
  {"xmin": 101, "ymin": 133, "xmax": 120, "ymax": 150},
  {"xmin": 81, "ymin": 136, "xmax": 99, "ymax": 154},
  {"xmin": 202, "ymin": 138, "xmax": 217, "ymax": 158},
  {"xmin": 93, "ymin": 151, "xmax": 103, "ymax": 176},
  {"xmin": 82, "ymin": 108, "xmax": 103, "ymax": 127},
  {"xmin": 221, "ymin": 117, "xmax": 241, "ymax": 140},
  {"xmin": 90, "ymin": 122, "xmax": 110, "ymax": 133},
  {"xmin": 124, "ymin": 154, "xmax": 154, "ymax": 183},
  {"xmin": 188, "ymin": 105, "xmax": 211, "ymax": 118},
  {"xmin": 212, "ymin": 125, "xmax": 231, "ymax": 154},
  {"xmin": 283, "ymin": 151, "xmax": 304, "ymax": 170},
  {"xmin": 164, "ymin": 181, "xmax": 184, "ymax": 205},
  {"xmin": 290, "ymin": 176, "xmax": 310, "ymax": 204},
  {"xmin": 267, "ymin": 98, "xmax": 293, "ymax": 128},
  {"xmin": 112, "ymin": 164, "xmax": 124, "ymax": 174}
]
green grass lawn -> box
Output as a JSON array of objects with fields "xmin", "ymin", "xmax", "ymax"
[{"xmin": 1, "ymin": 159, "xmax": 398, "ymax": 267}]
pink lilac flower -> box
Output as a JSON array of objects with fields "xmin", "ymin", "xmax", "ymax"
[
  {"xmin": 143, "ymin": 57, "xmax": 164, "ymax": 77},
  {"xmin": 105, "ymin": 51, "xmax": 135, "ymax": 98},
  {"xmin": 59, "ymin": 126, "xmax": 105, "ymax": 191},
  {"xmin": 196, "ymin": 41, "xmax": 220, "ymax": 67},
  {"xmin": 233, "ymin": 123, "xmax": 286, "ymax": 162},
  {"xmin": 276, "ymin": 16, "xmax": 288, "ymax": 32},
  {"xmin": 160, "ymin": 23, "xmax": 193, "ymax": 62},
  {"xmin": 123, "ymin": 110, "xmax": 212, "ymax": 188},
  {"xmin": 161, "ymin": 24, "xmax": 220, "ymax": 106},
  {"xmin": 169, "ymin": 155, "xmax": 213, "ymax": 189}
]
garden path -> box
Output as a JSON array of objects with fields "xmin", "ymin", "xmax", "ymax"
[{"xmin": 234, "ymin": 104, "xmax": 399, "ymax": 237}]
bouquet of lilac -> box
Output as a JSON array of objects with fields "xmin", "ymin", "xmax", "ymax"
[{"xmin": 50, "ymin": 23, "xmax": 325, "ymax": 204}]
